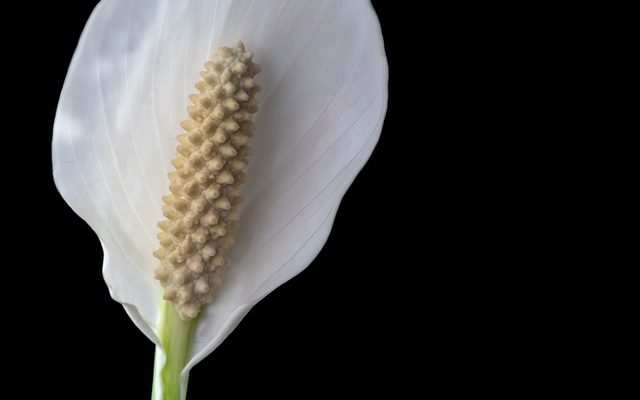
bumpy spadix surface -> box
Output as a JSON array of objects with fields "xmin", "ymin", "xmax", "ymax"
[
  {"xmin": 155, "ymin": 42, "xmax": 260, "ymax": 319},
  {"xmin": 52, "ymin": 0, "xmax": 387, "ymax": 384}
]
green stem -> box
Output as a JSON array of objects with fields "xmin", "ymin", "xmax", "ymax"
[{"xmin": 152, "ymin": 301, "xmax": 198, "ymax": 400}]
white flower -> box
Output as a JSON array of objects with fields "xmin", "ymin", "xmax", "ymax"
[{"xmin": 53, "ymin": 0, "xmax": 387, "ymax": 398}]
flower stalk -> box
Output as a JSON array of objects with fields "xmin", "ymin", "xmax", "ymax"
[{"xmin": 152, "ymin": 301, "xmax": 197, "ymax": 400}]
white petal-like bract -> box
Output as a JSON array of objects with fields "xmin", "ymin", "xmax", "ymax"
[{"xmin": 52, "ymin": 0, "xmax": 387, "ymax": 388}]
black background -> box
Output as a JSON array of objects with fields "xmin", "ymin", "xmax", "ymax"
[{"xmin": 6, "ymin": 1, "xmax": 528, "ymax": 398}]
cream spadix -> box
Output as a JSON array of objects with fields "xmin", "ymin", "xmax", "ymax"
[{"xmin": 154, "ymin": 41, "xmax": 260, "ymax": 319}]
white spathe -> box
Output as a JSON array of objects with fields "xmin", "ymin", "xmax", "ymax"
[{"xmin": 53, "ymin": 0, "xmax": 386, "ymax": 389}]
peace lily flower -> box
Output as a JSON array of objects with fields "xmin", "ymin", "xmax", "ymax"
[{"xmin": 52, "ymin": 0, "xmax": 387, "ymax": 399}]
